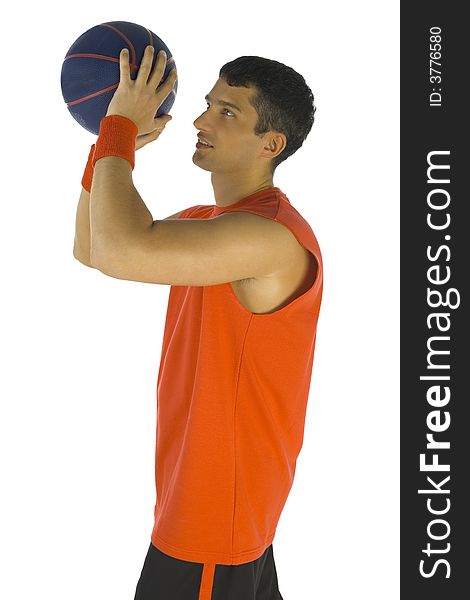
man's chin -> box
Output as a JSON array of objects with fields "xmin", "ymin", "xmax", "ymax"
[{"xmin": 192, "ymin": 153, "xmax": 213, "ymax": 171}]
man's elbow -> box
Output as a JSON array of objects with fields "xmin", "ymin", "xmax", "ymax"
[
  {"xmin": 73, "ymin": 245, "xmax": 96, "ymax": 269},
  {"xmin": 88, "ymin": 243, "xmax": 114, "ymax": 274}
]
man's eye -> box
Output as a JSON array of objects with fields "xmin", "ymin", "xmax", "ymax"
[{"xmin": 205, "ymin": 103, "xmax": 234, "ymax": 117}]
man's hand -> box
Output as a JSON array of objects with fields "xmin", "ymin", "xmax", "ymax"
[
  {"xmin": 135, "ymin": 128, "xmax": 167, "ymax": 151},
  {"xmin": 106, "ymin": 45, "xmax": 177, "ymax": 138}
]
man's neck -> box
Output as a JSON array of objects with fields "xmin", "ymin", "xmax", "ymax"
[{"xmin": 211, "ymin": 172, "xmax": 274, "ymax": 208}]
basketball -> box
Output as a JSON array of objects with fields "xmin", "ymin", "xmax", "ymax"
[{"xmin": 60, "ymin": 21, "xmax": 177, "ymax": 135}]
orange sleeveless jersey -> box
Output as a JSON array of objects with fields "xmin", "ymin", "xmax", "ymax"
[{"xmin": 150, "ymin": 186, "xmax": 323, "ymax": 565}]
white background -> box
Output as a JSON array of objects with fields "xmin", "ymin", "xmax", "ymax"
[{"xmin": 0, "ymin": 1, "xmax": 399, "ymax": 598}]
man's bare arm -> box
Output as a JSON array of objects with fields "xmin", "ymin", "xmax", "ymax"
[
  {"xmin": 73, "ymin": 186, "xmax": 95, "ymax": 268},
  {"xmin": 73, "ymin": 184, "xmax": 183, "ymax": 268}
]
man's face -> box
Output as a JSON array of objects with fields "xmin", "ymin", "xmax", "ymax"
[{"xmin": 192, "ymin": 78, "xmax": 270, "ymax": 175}]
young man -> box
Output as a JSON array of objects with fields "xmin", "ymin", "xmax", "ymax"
[{"xmin": 74, "ymin": 47, "xmax": 323, "ymax": 600}]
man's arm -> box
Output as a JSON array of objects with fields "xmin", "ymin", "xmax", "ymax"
[
  {"xmin": 73, "ymin": 181, "xmax": 181, "ymax": 269},
  {"xmin": 89, "ymin": 156, "xmax": 155, "ymax": 267},
  {"xmin": 73, "ymin": 186, "xmax": 95, "ymax": 268}
]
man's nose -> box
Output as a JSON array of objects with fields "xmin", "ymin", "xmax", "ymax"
[{"xmin": 193, "ymin": 110, "xmax": 210, "ymax": 130}]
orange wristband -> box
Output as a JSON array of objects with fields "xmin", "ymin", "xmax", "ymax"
[
  {"xmin": 92, "ymin": 114, "xmax": 139, "ymax": 170},
  {"xmin": 81, "ymin": 144, "xmax": 96, "ymax": 192}
]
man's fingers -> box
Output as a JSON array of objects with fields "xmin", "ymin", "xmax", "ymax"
[
  {"xmin": 152, "ymin": 114, "xmax": 172, "ymax": 130},
  {"xmin": 119, "ymin": 48, "xmax": 132, "ymax": 83},
  {"xmin": 154, "ymin": 68, "xmax": 177, "ymax": 103},
  {"xmin": 149, "ymin": 50, "xmax": 171, "ymax": 88},
  {"xmin": 136, "ymin": 126, "xmax": 163, "ymax": 150},
  {"xmin": 134, "ymin": 45, "xmax": 156, "ymax": 86}
]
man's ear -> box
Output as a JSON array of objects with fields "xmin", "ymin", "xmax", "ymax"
[{"xmin": 262, "ymin": 132, "xmax": 287, "ymax": 160}]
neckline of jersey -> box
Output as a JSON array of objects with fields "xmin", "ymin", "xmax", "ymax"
[{"xmin": 211, "ymin": 186, "xmax": 286, "ymax": 216}]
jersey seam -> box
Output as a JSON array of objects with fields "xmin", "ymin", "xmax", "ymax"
[
  {"xmin": 230, "ymin": 313, "xmax": 255, "ymax": 556},
  {"xmin": 152, "ymin": 530, "xmax": 276, "ymax": 561}
]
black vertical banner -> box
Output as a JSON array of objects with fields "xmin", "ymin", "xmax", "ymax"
[{"xmin": 401, "ymin": 2, "xmax": 468, "ymax": 598}]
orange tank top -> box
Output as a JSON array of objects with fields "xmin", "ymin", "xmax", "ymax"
[{"xmin": 150, "ymin": 186, "xmax": 324, "ymax": 565}]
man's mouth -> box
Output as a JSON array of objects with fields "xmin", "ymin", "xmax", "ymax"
[
  {"xmin": 196, "ymin": 137, "xmax": 214, "ymax": 149},
  {"xmin": 196, "ymin": 141, "xmax": 213, "ymax": 149}
]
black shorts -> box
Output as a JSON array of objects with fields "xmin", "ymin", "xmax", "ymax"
[{"xmin": 133, "ymin": 541, "xmax": 284, "ymax": 600}]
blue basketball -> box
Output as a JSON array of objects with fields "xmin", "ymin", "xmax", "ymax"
[{"xmin": 60, "ymin": 21, "xmax": 177, "ymax": 135}]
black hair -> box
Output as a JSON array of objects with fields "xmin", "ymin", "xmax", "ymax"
[{"xmin": 219, "ymin": 55, "xmax": 316, "ymax": 174}]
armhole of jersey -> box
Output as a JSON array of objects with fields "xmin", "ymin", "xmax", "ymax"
[{"xmin": 178, "ymin": 206, "xmax": 198, "ymax": 219}]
